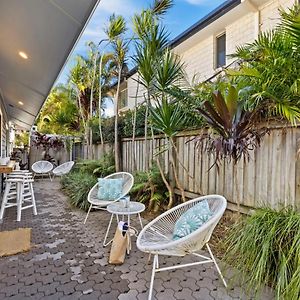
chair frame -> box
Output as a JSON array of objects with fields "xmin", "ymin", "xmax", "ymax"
[
  {"xmin": 136, "ymin": 195, "xmax": 227, "ymax": 300},
  {"xmin": 31, "ymin": 160, "xmax": 53, "ymax": 181},
  {"xmin": 83, "ymin": 172, "xmax": 134, "ymax": 224},
  {"xmin": 52, "ymin": 161, "xmax": 74, "ymax": 177}
]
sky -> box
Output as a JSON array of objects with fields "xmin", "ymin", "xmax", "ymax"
[{"xmin": 57, "ymin": 0, "xmax": 226, "ymax": 115}]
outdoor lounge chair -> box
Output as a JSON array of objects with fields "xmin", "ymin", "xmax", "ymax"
[
  {"xmin": 52, "ymin": 161, "xmax": 74, "ymax": 177},
  {"xmin": 31, "ymin": 160, "xmax": 53, "ymax": 181},
  {"xmin": 83, "ymin": 172, "xmax": 134, "ymax": 224},
  {"xmin": 136, "ymin": 195, "xmax": 227, "ymax": 300}
]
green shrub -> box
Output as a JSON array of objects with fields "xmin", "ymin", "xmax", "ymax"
[
  {"xmin": 130, "ymin": 164, "xmax": 168, "ymax": 212},
  {"xmin": 61, "ymin": 153, "xmax": 115, "ymax": 211},
  {"xmin": 61, "ymin": 171, "xmax": 97, "ymax": 211},
  {"xmin": 224, "ymin": 207, "xmax": 300, "ymax": 299},
  {"xmin": 74, "ymin": 153, "xmax": 115, "ymax": 177}
]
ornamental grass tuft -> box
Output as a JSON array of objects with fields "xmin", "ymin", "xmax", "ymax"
[{"xmin": 224, "ymin": 207, "xmax": 300, "ymax": 300}]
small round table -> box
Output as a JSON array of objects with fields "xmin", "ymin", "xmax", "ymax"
[{"xmin": 103, "ymin": 201, "xmax": 146, "ymax": 251}]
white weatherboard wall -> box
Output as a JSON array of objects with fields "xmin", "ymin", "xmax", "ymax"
[
  {"xmin": 0, "ymin": 91, "xmax": 8, "ymax": 157},
  {"xmin": 259, "ymin": 0, "xmax": 296, "ymax": 32},
  {"xmin": 124, "ymin": 73, "xmax": 147, "ymax": 111},
  {"xmin": 177, "ymin": 0, "xmax": 297, "ymax": 83},
  {"xmin": 124, "ymin": 0, "xmax": 297, "ymax": 108}
]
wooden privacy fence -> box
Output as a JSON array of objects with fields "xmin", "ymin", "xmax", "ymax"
[{"xmin": 121, "ymin": 125, "xmax": 300, "ymax": 212}]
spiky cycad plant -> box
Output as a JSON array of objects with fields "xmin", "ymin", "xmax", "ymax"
[{"xmin": 195, "ymin": 85, "xmax": 268, "ymax": 211}]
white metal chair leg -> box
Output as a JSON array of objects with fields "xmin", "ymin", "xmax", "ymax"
[
  {"xmin": 206, "ymin": 244, "xmax": 227, "ymax": 287},
  {"xmin": 0, "ymin": 182, "xmax": 10, "ymax": 219},
  {"xmin": 17, "ymin": 182, "xmax": 23, "ymax": 222},
  {"xmin": 138, "ymin": 213, "xmax": 143, "ymax": 229},
  {"xmin": 49, "ymin": 173, "xmax": 52, "ymax": 181},
  {"xmin": 148, "ymin": 254, "xmax": 158, "ymax": 300},
  {"xmin": 103, "ymin": 213, "xmax": 114, "ymax": 247},
  {"xmin": 30, "ymin": 182, "xmax": 37, "ymax": 215},
  {"xmin": 84, "ymin": 204, "xmax": 93, "ymax": 224}
]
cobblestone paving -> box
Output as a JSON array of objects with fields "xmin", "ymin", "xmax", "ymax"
[{"xmin": 0, "ymin": 180, "xmax": 273, "ymax": 300}]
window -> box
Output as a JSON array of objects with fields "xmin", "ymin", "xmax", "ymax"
[
  {"xmin": 120, "ymin": 88, "xmax": 128, "ymax": 109},
  {"xmin": 216, "ymin": 33, "xmax": 226, "ymax": 68}
]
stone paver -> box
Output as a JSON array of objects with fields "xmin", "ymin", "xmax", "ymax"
[{"xmin": 0, "ymin": 180, "xmax": 273, "ymax": 299}]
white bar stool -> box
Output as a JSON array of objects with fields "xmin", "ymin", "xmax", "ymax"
[{"xmin": 0, "ymin": 172, "xmax": 37, "ymax": 221}]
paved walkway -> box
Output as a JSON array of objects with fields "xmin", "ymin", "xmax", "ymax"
[{"xmin": 0, "ymin": 180, "xmax": 273, "ymax": 300}]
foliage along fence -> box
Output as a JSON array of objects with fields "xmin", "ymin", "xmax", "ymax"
[{"xmin": 120, "ymin": 125, "xmax": 300, "ymax": 212}]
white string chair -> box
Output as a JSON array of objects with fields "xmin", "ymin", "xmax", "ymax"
[
  {"xmin": 31, "ymin": 160, "xmax": 53, "ymax": 181},
  {"xmin": 52, "ymin": 161, "xmax": 74, "ymax": 177},
  {"xmin": 83, "ymin": 172, "xmax": 134, "ymax": 224},
  {"xmin": 136, "ymin": 195, "xmax": 227, "ymax": 300}
]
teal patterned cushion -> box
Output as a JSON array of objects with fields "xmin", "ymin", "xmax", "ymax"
[
  {"xmin": 97, "ymin": 178, "xmax": 123, "ymax": 201},
  {"xmin": 173, "ymin": 200, "xmax": 212, "ymax": 240}
]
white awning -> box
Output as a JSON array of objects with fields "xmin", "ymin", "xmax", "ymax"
[{"xmin": 0, "ymin": 0, "xmax": 100, "ymax": 129}]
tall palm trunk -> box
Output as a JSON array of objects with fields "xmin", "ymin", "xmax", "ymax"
[
  {"xmin": 89, "ymin": 53, "xmax": 98, "ymax": 159},
  {"xmin": 169, "ymin": 137, "xmax": 185, "ymax": 202},
  {"xmin": 144, "ymin": 90, "xmax": 151, "ymax": 171},
  {"xmin": 76, "ymin": 90, "xmax": 89, "ymax": 159},
  {"xmin": 114, "ymin": 65, "xmax": 122, "ymax": 171},
  {"xmin": 131, "ymin": 75, "xmax": 140, "ymax": 171},
  {"xmin": 150, "ymin": 127, "xmax": 174, "ymax": 209},
  {"xmin": 98, "ymin": 53, "xmax": 105, "ymax": 146}
]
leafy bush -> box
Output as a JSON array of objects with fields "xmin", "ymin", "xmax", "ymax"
[
  {"xmin": 61, "ymin": 153, "xmax": 115, "ymax": 210},
  {"xmin": 74, "ymin": 153, "xmax": 115, "ymax": 177},
  {"xmin": 61, "ymin": 171, "xmax": 97, "ymax": 211},
  {"xmin": 130, "ymin": 165, "xmax": 168, "ymax": 212},
  {"xmin": 224, "ymin": 207, "xmax": 300, "ymax": 299}
]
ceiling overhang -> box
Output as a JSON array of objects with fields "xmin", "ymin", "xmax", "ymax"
[{"xmin": 0, "ymin": 0, "xmax": 100, "ymax": 129}]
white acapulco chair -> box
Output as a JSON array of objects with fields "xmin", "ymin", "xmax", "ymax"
[
  {"xmin": 52, "ymin": 161, "xmax": 74, "ymax": 177},
  {"xmin": 83, "ymin": 172, "xmax": 134, "ymax": 224},
  {"xmin": 136, "ymin": 195, "xmax": 227, "ymax": 300},
  {"xmin": 31, "ymin": 160, "xmax": 54, "ymax": 181}
]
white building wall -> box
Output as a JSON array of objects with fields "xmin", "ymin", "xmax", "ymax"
[
  {"xmin": 124, "ymin": 73, "xmax": 147, "ymax": 111},
  {"xmin": 125, "ymin": 0, "xmax": 297, "ymax": 108},
  {"xmin": 0, "ymin": 91, "xmax": 8, "ymax": 157},
  {"xmin": 226, "ymin": 12, "xmax": 257, "ymax": 62},
  {"xmin": 181, "ymin": 36, "xmax": 214, "ymax": 83},
  {"xmin": 259, "ymin": 0, "xmax": 296, "ymax": 32}
]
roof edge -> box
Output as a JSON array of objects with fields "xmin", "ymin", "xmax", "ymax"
[
  {"xmin": 169, "ymin": 0, "xmax": 241, "ymax": 48},
  {"xmin": 125, "ymin": 0, "xmax": 241, "ymax": 80}
]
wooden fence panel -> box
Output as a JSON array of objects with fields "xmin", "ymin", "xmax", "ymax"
[
  {"xmin": 75, "ymin": 126, "xmax": 300, "ymax": 211},
  {"xmin": 120, "ymin": 126, "xmax": 300, "ymax": 211}
]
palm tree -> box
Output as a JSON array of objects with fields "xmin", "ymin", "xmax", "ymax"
[
  {"xmin": 104, "ymin": 14, "xmax": 128, "ymax": 171},
  {"xmin": 132, "ymin": 0, "xmax": 173, "ymax": 171},
  {"xmin": 37, "ymin": 85, "xmax": 80, "ymax": 135},
  {"xmin": 68, "ymin": 57, "xmax": 91, "ymax": 157}
]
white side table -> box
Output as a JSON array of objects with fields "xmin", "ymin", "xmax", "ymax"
[{"xmin": 103, "ymin": 201, "xmax": 145, "ymax": 251}]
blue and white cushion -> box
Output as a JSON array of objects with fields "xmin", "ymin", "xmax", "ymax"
[
  {"xmin": 173, "ymin": 200, "xmax": 212, "ymax": 240},
  {"xmin": 97, "ymin": 178, "xmax": 123, "ymax": 201}
]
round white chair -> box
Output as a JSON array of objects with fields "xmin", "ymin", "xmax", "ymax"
[
  {"xmin": 137, "ymin": 195, "xmax": 227, "ymax": 300},
  {"xmin": 52, "ymin": 161, "xmax": 74, "ymax": 177},
  {"xmin": 83, "ymin": 172, "xmax": 134, "ymax": 224},
  {"xmin": 31, "ymin": 160, "xmax": 53, "ymax": 181}
]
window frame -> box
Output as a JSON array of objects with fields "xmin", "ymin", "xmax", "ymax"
[{"xmin": 215, "ymin": 32, "xmax": 226, "ymax": 69}]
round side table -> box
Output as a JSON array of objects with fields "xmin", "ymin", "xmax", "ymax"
[{"xmin": 103, "ymin": 201, "xmax": 146, "ymax": 251}]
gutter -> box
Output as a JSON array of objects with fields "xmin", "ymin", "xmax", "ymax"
[{"xmin": 169, "ymin": 0, "xmax": 241, "ymax": 48}]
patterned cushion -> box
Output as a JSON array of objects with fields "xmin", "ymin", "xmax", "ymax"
[
  {"xmin": 173, "ymin": 200, "xmax": 212, "ymax": 240},
  {"xmin": 97, "ymin": 178, "xmax": 123, "ymax": 201}
]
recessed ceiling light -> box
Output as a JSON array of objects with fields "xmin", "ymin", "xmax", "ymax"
[
  {"xmin": 18, "ymin": 101, "xmax": 24, "ymax": 105},
  {"xmin": 18, "ymin": 51, "xmax": 28, "ymax": 59}
]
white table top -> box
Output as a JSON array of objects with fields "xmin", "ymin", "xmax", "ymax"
[{"xmin": 107, "ymin": 201, "xmax": 145, "ymax": 215}]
